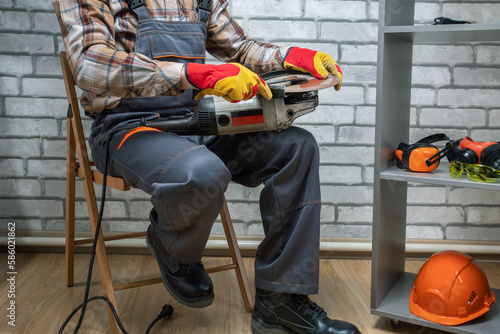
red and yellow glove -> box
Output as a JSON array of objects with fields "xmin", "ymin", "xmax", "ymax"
[
  {"xmin": 283, "ymin": 47, "xmax": 343, "ymax": 91},
  {"xmin": 185, "ymin": 62, "xmax": 272, "ymax": 102}
]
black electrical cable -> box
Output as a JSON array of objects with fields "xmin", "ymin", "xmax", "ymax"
[
  {"xmin": 58, "ymin": 131, "xmax": 128, "ymax": 334},
  {"xmin": 59, "ymin": 123, "xmax": 173, "ymax": 334},
  {"xmin": 145, "ymin": 304, "xmax": 174, "ymax": 334},
  {"xmin": 59, "ymin": 296, "xmax": 125, "ymax": 333}
]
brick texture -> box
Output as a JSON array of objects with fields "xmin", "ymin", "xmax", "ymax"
[{"xmin": 1, "ymin": 0, "xmax": 499, "ymax": 241}]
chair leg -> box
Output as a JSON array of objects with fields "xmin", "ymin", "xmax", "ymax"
[
  {"xmin": 220, "ymin": 196, "xmax": 254, "ymax": 312},
  {"xmin": 65, "ymin": 119, "xmax": 76, "ymax": 287},
  {"xmin": 72, "ymin": 142, "xmax": 123, "ymax": 332},
  {"xmin": 65, "ymin": 179, "xmax": 76, "ymax": 287},
  {"xmin": 83, "ymin": 180, "xmax": 123, "ymax": 334}
]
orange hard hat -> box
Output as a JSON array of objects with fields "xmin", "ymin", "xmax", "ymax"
[{"xmin": 409, "ymin": 250, "xmax": 496, "ymax": 326}]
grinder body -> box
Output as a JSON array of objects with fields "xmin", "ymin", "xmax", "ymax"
[
  {"xmin": 131, "ymin": 70, "xmax": 338, "ymax": 137},
  {"xmin": 144, "ymin": 87, "xmax": 319, "ymax": 136}
]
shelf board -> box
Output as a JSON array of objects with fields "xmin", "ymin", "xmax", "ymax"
[
  {"xmin": 371, "ymin": 272, "xmax": 500, "ymax": 334},
  {"xmin": 383, "ymin": 23, "xmax": 500, "ymax": 43},
  {"xmin": 380, "ymin": 164, "xmax": 500, "ymax": 191}
]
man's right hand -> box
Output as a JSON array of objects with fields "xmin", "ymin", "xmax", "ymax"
[{"xmin": 185, "ymin": 63, "xmax": 272, "ymax": 103}]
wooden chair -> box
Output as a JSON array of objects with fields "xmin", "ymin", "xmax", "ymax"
[{"xmin": 60, "ymin": 51, "xmax": 253, "ymax": 333}]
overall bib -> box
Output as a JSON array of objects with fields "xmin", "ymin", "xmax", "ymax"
[{"xmin": 89, "ymin": 0, "xmax": 322, "ymax": 295}]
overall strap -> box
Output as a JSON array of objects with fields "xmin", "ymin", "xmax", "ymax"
[
  {"xmin": 197, "ymin": 0, "xmax": 211, "ymax": 23},
  {"xmin": 124, "ymin": 0, "xmax": 150, "ymax": 21},
  {"xmin": 124, "ymin": 0, "xmax": 212, "ymax": 23}
]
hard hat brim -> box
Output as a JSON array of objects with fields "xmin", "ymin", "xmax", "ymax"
[{"xmin": 410, "ymin": 287, "xmax": 496, "ymax": 326}]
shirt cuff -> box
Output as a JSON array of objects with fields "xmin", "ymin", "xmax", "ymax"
[
  {"xmin": 279, "ymin": 46, "xmax": 293, "ymax": 67},
  {"xmin": 179, "ymin": 63, "xmax": 198, "ymax": 90},
  {"xmin": 152, "ymin": 61, "xmax": 189, "ymax": 96}
]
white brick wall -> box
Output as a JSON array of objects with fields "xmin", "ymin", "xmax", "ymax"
[{"xmin": 1, "ymin": 0, "xmax": 499, "ymax": 241}]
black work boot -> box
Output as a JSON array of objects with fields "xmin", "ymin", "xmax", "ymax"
[
  {"xmin": 146, "ymin": 225, "xmax": 214, "ymax": 308},
  {"xmin": 251, "ymin": 289, "xmax": 361, "ymax": 334}
]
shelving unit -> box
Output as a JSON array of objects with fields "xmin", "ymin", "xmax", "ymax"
[{"xmin": 371, "ymin": 1, "xmax": 500, "ymax": 333}]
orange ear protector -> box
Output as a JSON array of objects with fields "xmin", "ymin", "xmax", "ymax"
[
  {"xmin": 446, "ymin": 137, "xmax": 500, "ymax": 169},
  {"xmin": 395, "ymin": 134, "xmax": 452, "ymax": 172}
]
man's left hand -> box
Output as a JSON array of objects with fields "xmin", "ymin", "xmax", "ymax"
[{"xmin": 283, "ymin": 47, "xmax": 343, "ymax": 91}]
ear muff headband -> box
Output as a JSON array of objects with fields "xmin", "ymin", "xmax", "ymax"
[
  {"xmin": 445, "ymin": 139, "xmax": 463, "ymax": 163},
  {"xmin": 415, "ymin": 133, "xmax": 451, "ymax": 145}
]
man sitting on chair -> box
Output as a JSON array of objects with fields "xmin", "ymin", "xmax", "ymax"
[{"xmin": 55, "ymin": 0, "xmax": 359, "ymax": 333}]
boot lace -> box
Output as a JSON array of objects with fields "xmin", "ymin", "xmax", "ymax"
[
  {"xmin": 178, "ymin": 261, "xmax": 203, "ymax": 274},
  {"xmin": 291, "ymin": 294, "xmax": 327, "ymax": 320}
]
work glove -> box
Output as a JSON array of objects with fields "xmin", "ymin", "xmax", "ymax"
[
  {"xmin": 185, "ymin": 62, "xmax": 273, "ymax": 102},
  {"xmin": 283, "ymin": 47, "xmax": 343, "ymax": 91}
]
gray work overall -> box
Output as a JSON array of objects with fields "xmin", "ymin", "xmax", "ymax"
[{"xmin": 89, "ymin": 1, "xmax": 322, "ymax": 295}]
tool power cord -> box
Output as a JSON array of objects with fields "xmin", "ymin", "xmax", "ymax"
[{"xmin": 59, "ymin": 123, "xmax": 174, "ymax": 334}]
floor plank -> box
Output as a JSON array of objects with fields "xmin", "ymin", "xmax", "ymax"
[{"xmin": 0, "ymin": 253, "xmax": 498, "ymax": 333}]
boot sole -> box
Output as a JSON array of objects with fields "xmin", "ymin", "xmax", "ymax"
[
  {"xmin": 251, "ymin": 314, "xmax": 294, "ymax": 334},
  {"xmin": 146, "ymin": 232, "xmax": 214, "ymax": 308}
]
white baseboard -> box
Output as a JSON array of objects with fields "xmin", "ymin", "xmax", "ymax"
[{"xmin": 5, "ymin": 231, "xmax": 500, "ymax": 258}]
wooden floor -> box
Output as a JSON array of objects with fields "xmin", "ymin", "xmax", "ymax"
[{"xmin": 1, "ymin": 252, "xmax": 499, "ymax": 334}]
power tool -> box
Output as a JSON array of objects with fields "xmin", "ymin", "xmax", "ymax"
[{"xmin": 132, "ymin": 69, "xmax": 339, "ymax": 135}]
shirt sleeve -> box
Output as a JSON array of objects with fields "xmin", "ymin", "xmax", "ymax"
[
  {"xmin": 206, "ymin": 0, "xmax": 290, "ymax": 74},
  {"xmin": 55, "ymin": 0, "xmax": 185, "ymax": 99}
]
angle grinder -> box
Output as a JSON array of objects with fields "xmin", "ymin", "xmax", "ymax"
[{"xmin": 137, "ymin": 69, "xmax": 339, "ymax": 136}]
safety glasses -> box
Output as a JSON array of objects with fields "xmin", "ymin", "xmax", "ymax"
[{"xmin": 449, "ymin": 161, "xmax": 500, "ymax": 183}]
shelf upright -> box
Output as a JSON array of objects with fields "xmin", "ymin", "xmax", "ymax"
[
  {"xmin": 371, "ymin": 0, "xmax": 415, "ymax": 313},
  {"xmin": 371, "ymin": 1, "xmax": 500, "ymax": 333}
]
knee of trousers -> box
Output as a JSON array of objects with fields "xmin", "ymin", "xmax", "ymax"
[
  {"xmin": 275, "ymin": 126, "xmax": 320, "ymax": 165},
  {"xmin": 152, "ymin": 156, "xmax": 231, "ymax": 228}
]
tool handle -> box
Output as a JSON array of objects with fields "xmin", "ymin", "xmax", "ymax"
[{"xmin": 145, "ymin": 116, "xmax": 192, "ymax": 132}]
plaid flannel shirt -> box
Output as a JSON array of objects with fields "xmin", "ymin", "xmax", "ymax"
[{"xmin": 54, "ymin": 0, "xmax": 289, "ymax": 114}]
